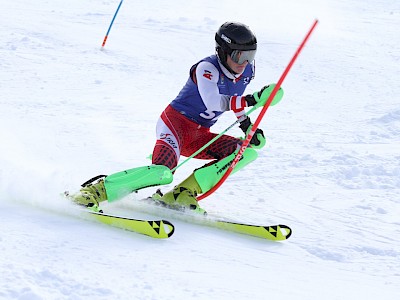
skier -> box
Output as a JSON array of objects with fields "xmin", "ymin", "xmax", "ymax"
[{"xmin": 70, "ymin": 22, "xmax": 283, "ymax": 214}]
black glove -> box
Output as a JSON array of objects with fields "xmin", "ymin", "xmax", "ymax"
[
  {"xmin": 239, "ymin": 117, "xmax": 266, "ymax": 149},
  {"xmin": 244, "ymin": 94, "xmax": 257, "ymax": 107}
]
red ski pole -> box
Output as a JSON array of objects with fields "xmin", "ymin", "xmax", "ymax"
[{"xmin": 197, "ymin": 19, "xmax": 319, "ymax": 201}]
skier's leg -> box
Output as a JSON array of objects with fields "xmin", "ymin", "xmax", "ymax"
[
  {"xmin": 153, "ymin": 147, "xmax": 256, "ymax": 214},
  {"xmin": 70, "ymin": 107, "xmax": 183, "ymax": 209},
  {"xmin": 69, "ymin": 165, "xmax": 173, "ymax": 209},
  {"xmin": 156, "ymin": 131, "xmax": 258, "ymax": 212},
  {"xmin": 151, "ymin": 107, "xmax": 182, "ymax": 170},
  {"xmin": 181, "ymin": 129, "xmax": 259, "ymax": 194},
  {"xmin": 193, "ymin": 147, "xmax": 257, "ymax": 193},
  {"xmin": 152, "ymin": 171, "xmax": 205, "ymax": 213}
]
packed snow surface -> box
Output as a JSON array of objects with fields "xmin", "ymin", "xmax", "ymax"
[{"xmin": 1, "ymin": 0, "xmax": 399, "ymax": 299}]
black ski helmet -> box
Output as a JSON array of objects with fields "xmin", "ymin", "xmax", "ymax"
[{"xmin": 215, "ymin": 22, "xmax": 257, "ymax": 69}]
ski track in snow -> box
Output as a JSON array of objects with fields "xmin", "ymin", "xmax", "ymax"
[{"xmin": 1, "ymin": 0, "xmax": 400, "ymax": 299}]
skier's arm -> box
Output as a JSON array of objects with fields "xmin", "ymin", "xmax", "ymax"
[{"xmin": 195, "ymin": 61, "xmax": 230, "ymax": 112}]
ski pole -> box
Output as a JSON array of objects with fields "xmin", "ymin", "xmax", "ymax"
[
  {"xmin": 197, "ymin": 19, "xmax": 319, "ymax": 201},
  {"xmin": 171, "ymin": 105, "xmax": 259, "ymax": 173},
  {"xmin": 101, "ymin": 0, "xmax": 124, "ymax": 48}
]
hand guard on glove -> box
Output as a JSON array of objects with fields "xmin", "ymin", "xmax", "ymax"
[
  {"xmin": 245, "ymin": 84, "xmax": 284, "ymax": 108},
  {"xmin": 239, "ymin": 117, "xmax": 266, "ymax": 149}
]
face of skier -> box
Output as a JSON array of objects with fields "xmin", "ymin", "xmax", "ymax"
[{"xmin": 226, "ymin": 54, "xmax": 248, "ymax": 74}]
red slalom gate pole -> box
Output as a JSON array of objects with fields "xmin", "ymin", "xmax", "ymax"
[{"xmin": 197, "ymin": 19, "xmax": 319, "ymax": 201}]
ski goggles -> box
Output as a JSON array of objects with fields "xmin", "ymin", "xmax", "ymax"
[{"xmin": 230, "ymin": 49, "xmax": 256, "ymax": 64}]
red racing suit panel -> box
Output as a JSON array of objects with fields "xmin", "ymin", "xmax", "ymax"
[{"xmin": 152, "ymin": 105, "xmax": 241, "ymax": 170}]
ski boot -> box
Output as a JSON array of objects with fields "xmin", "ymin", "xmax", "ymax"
[
  {"xmin": 152, "ymin": 173, "xmax": 207, "ymax": 215},
  {"xmin": 69, "ymin": 176, "xmax": 108, "ymax": 212},
  {"xmin": 151, "ymin": 148, "xmax": 259, "ymax": 215}
]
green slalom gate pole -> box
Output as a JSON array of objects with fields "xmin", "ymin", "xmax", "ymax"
[
  {"xmin": 197, "ymin": 19, "xmax": 319, "ymax": 201},
  {"xmin": 170, "ymin": 105, "xmax": 259, "ymax": 173}
]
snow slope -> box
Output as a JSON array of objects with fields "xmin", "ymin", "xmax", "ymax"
[{"xmin": 1, "ymin": 0, "xmax": 399, "ymax": 299}]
